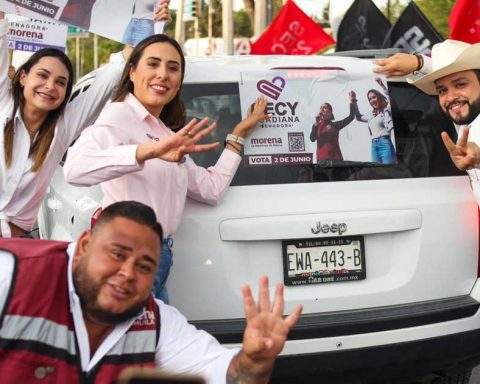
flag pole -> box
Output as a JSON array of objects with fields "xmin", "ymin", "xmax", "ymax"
[
  {"xmin": 254, "ymin": 0, "xmax": 267, "ymax": 38},
  {"xmin": 222, "ymin": 0, "xmax": 234, "ymax": 54},
  {"xmin": 175, "ymin": 0, "xmax": 185, "ymax": 46}
]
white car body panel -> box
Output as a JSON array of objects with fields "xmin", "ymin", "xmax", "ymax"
[
  {"xmin": 169, "ymin": 176, "xmax": 477, "ymax": 319},
  {"xmin": 225, "ymin": 277, "xmax": 480, "ymax": 354},
  {"xmin": 39, "ymin": 53, "xmax": 480, "ymax": 382}
]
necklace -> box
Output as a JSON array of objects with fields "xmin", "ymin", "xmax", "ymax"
[{"xmin": 25, "ymin": 126, "xmax": 38, "ymax": 136}]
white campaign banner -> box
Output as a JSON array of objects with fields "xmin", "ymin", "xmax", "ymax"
[
  {"xmin": 0, "ymin": 0, "xmax": 165, "ymax": 46},
  {"xmin": 1, "ymin": 0, "xmax": 69, "ymax": 19},
  {"xmin": 239, "ymin": 65, "xmax": 397, "ymax": 167},
  {"xmin": 7, "ymin": 16, "xmax": 67, "ymax": 52}
]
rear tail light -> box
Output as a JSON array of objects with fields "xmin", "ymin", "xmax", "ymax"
[{"xmin": 90, "ymin": 207, "xmax": 103, "ymax": 229}]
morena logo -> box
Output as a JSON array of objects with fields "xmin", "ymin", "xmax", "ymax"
[{"xmin": 257, "ymin": 76, "xmax": 286, "ymax": 100}]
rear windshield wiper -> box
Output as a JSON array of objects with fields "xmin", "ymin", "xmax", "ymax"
[{"xmin": 316, "ymin": 160, "xmax": 385, "ymax": 168}]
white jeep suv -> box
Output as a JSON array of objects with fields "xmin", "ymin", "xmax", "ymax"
[{"xmin": 39, "ymin": 53, "xmax": 480, "ymax": 384}]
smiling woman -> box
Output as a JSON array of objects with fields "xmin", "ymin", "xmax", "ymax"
[
  {"xmin": 0, "ymin": 9, "xmax": 134, "ymax": 239},
  {"xmin": 0, "ymin": 11, "xmax": 74, "ymax": 237},
  {"xmin": 63, "ymin": 33, "xmax": 270, "ymax": 304}
]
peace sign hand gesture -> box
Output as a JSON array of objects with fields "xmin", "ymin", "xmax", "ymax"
[{"xmin": 441, "ymin": 127, "xmax": 480, "ymax": 171}]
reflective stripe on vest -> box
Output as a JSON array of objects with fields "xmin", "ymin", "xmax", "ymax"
[
  {"xmin": 107, "ymin": 329, "xmax": 157, "ymax": 356},
  {"xmin": 0, "ymin": 314, "xmax": 76, "ymax": 355}
]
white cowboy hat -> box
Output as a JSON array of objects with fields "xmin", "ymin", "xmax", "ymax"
[{"xmin": 408, "ymin": 39, "xmax": 480, "ymax": 95}]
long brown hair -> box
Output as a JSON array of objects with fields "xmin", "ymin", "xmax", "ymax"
[
  {"xmin": 367, "ymin": 89, "xmax": 388, "ymax": 116},
  {"xmin": 112, "ymin": 34, "xmax": 186, "ymax": 131},
  {"xmin": 4, "ymin": 48, "xmax": 73, "ymax": 172}
]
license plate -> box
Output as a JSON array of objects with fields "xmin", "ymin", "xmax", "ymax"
[{"xmin": 282, "ymin": 236, "xmax": 366, "ymax": 286}]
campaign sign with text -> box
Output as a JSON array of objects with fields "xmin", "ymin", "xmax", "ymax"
[
  {"xmin": 239, "ymin": 66, "xmax": 396, "ymax": 167},
  {"xmin": 7, "ymin": 17, "xmax": 67, "ymax": 52},
  {"xmin": 1, "ymin": 0, "xmax": 68, "ymax": 19},
  {"xmin": 0, "ymin": 0, "xmax": 165, "ymax": 45}
]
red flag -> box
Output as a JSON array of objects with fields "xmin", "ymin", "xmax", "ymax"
[
  {"xmin": 250, "ymin": 0, "xmax": 335, "ymax": 55},
  {"xmin": 449, "ymin": 0, "xmax": 480, "ymax": 43}
]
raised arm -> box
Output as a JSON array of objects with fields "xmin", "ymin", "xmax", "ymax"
[
  {"xmin": 184, "ymin": 96, "xmax": 270, "ymax": 205},
  {"xmin": 60, "ymin": 49, "xmax": 127, "ymax": 146},
  {"xmin": 375, "ymin": 77, "xmax": 389, "ymax": 95},
  {"xmin": 373, "ymin": 53, "xmax": 432, "ymax": 77},
  {"xmin": 226, "ymin": 276, "xmax": 302, "ymax": 384},
  {"xmin": 350, "ymin": 90, "xmax": 368, "ymax": 123},
  {"xmin": 332, "ymin": 91, "xmax": 358, "ymax": 130},
  {"xmin": 64, "ymin": 103, "xmax": 220, "ymax": 186},
  {"xmin": 224, "ymin": 97, "xmax": 270, "ymax": 156}
]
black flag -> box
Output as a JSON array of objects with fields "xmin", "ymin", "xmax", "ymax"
[
  {"xmin": 336, "ymin": 0, "xmax": 391, "ymax": 52},
  {"xmin": 382, "ymin": 1, "xmax": 443, "ymax": 54}
]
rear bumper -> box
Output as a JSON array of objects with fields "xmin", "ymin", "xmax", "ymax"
[
  {"xmin": 192, "ymin": 295, "xmax": 480, "ymax": 382},
  {"xmin": 193, "ymin": 295, "xmax": 480, "ymax": 343},
  {"xmin": 271, "ymin": 329, "xmax": 480, "ymax": 383}
]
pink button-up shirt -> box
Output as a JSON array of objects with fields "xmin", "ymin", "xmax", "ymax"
[{"xmin": 64, "ymin": 94, "xmax": 241, "ymax": 236}]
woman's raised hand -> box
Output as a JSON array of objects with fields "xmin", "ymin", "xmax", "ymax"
[
  {"xmin": 348, "ymin": 90, "xmax": 357, "ymax": 103},
  {"xmin": 154, "ymin": 0, "xmax": 172, "ymax": 24},
  {"xmin": 136, "ymin": 117, "xmax": 219, "ymax": 164},
  {"xmin": 231, "ymin": 96, "xmax": 270, "ymax": 138}
]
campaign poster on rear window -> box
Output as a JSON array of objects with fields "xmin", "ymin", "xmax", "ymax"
[
  {"xmin": 0, "ymin": 0, "xmax": 165, "ymax": 45},
  {"xmin": 239, "ymin": 68, "xmax": 397, "ymax": 167}
]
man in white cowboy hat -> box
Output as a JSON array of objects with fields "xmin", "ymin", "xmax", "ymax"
[{"xmin": 374, "ymin": 39, "xmax": 480, "ymax": 202}]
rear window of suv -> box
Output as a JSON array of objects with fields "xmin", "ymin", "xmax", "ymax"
[{"xmin": 183, "ymin": 81, "xmax": 464, "ymax": 186}]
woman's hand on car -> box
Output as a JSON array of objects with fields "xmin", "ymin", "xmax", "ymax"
[
  {"xmin": 136, "ymin": 117, "xmax": 219, "ymax": 164},
  {"xmin": 231, "ymin": 96, "xmax": 270, "ymax": 138},
  {"xmin": 373, "ymin": 53, "xmax": 418, "ymax": 77}
]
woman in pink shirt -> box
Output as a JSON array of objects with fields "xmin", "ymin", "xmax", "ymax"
[
  {"xmin": 64, "ymin": 34, "xmax": 268, "ymax": 303},
  {"xmin": 0, "ymin": 4, "xmax": 172, "ymax": 239}
]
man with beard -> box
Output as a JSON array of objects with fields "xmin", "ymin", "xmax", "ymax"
[
  {"xmin": 0, "ymin": 201, "xmax": 302, "ymax": 383},
  {"xmin": 374, "ymin": 39, "xmax": 480, "ymax": 202}
]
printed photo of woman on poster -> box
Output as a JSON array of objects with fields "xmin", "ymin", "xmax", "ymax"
[
  {"xmin": 122, "ymin": 0, "xmax": 166, "ymax": 46},
  {"xmin": 309, "ymin": 91, "xmax": 357, "ymax": 161},
  {"xmin": 58, "ymin": 0, "xmax": 169, "ymax": 45},
  {"xmin": 352, "ymin": 78, "xmax": 397, "ymax": 164},
  {"xmin": 87, "ymin": 0, "xmax": 169, "ymax": 45}
]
